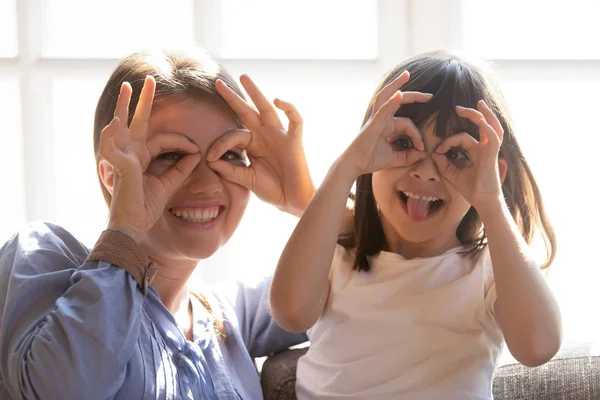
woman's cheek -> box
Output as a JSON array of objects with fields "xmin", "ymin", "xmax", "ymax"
[{"xmin": 146, "ymin": 160, "xmax": 171, "ymax": 176}]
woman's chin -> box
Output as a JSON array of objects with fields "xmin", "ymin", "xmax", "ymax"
[{"xmin": 177, "ymin": 239, "xmax": 225, "ymax": 261}]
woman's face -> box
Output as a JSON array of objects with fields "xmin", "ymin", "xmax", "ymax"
[{"xmin": 141, "ymin": 96, "xmax": 250, "ymax": 263}]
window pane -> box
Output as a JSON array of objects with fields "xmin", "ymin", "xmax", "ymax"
[
  {"xmin": 0, "ymin": 79, "xmax": 24, "ymax": 244},
  {"xmin": 0, "ymin": 0, "xmax": 18, "ymax": 57},
  {"xmin": 42, "ymin": 0, "xmax": 194, "ymax": 58},
  {"xmin": 51, "ymin": 77, "xmax": 108, "ymax": 247},
  {"xmin": 219, "ymin": 0, "xmax": 378, "ymax": 60},
  {"xmin": 462, "ymin": 0, "xmax": 600, "ymax": 59},
  {"xmin": 199, "ymin": 70, "xmax": 377, "ymax": 283},
  {"xmin": 500, "ymin": 79, "xmax": 600, "ymax": 340}
]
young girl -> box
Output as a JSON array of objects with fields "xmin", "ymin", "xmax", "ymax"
[{"xmin": 271, "ymin": 51, "xmax": 562, "ymax": 399}]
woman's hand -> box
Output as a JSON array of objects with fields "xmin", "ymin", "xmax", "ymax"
[
  {"xmin": 99, "ymin": 76, "xmax": 202, "ymax": 242},
  {"xmin": 340, "ymin": 71, "xmax": 431, "ymax": 179},
  {"xmin": 205, "ymin": 75, "xmax": 314, "ymax": 217},
  {"xmin": 431, "ymin": 100, "xmax": 506, "ymax": 215}
]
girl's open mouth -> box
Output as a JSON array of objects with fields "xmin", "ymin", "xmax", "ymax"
[{"xmin": 398, "ymin": 191, "xmax": 445, "ymax": 222}]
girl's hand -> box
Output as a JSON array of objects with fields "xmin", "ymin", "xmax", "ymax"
[
  {"xmin": 206, "ymin": 75, "xmax": 314, "ymax": 217},
  {"xmin": 431, "ymin": 100, "xmax": 505, "ymax": 214},
  {"xmin": 100, "ymin": 76, "xmax": 202, "ymax": 242},
  {"xmin": 341, "ymin": 71, "xmax": 431, "ymax": 179}
]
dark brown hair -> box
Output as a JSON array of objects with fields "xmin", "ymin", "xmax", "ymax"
[
  {"xmin": 340, "ymin": 51, "xmax": 556, "ymax": 272},
  {"xmin": 93, "ymin": 47, "xmax": 245, "ymax": 205}
]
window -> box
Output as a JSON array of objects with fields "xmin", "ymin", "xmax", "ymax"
[
  {"xmin": 51, "ymin": 77, "xmax": 109, "ymax": 246},
  {"xmin": 219, "ymin": 0, "xmax": 378, "ymax": 60},
  {"xmin": 42, "ymin": 0, "xmax": 195, "ymax": 58},
  {"xmin": 0, "ymin": 79, "xmax": 24, "ymax": 244},
  {"xmin": 2, "ymin": 0, "xmax": 596, "ymax": 342},
  {"xmin": 462, "ymin": 0, "xmax": 600, "ymax": 59},
  {"xmin": 0, "ymin": 1, "xmax": 18, "ymax": 57},
  {"xmin": 458, "ymin": 1, "xmax": 600, "ymax": 341}
]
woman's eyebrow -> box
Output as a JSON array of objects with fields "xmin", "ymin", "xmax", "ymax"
[{"xmin": 156, "ymin": 131, "xmax": 198, "ymax": 147}]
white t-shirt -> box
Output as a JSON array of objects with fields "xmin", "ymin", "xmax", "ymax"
[{"xmin": 296, "ymin": 244, "xmax": 504, "ymax": 400}]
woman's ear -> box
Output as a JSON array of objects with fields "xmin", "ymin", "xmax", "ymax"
[
  {"xmin": 98, "ymin": 159, "xmax": 115, "ymax": 196},
  {"xmin": 498, "ymin": 158, "xmax": 508, "ymax": 184}
]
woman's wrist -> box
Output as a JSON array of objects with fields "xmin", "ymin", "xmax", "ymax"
[{"xmin": 107, "ymin": 219, "xmax": 145, "ymax": 244}]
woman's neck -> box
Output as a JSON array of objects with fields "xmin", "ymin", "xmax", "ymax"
[{"xmin": 145, "ymin": 251, "xmax": 198, "ymax": 315}]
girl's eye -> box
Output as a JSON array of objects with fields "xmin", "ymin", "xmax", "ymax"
[
  {"xmin": 156, "ymin": 151, "xmax": 184, "ymax": 162},
  {"xmin": 391, "ymin": 136, "xmax": 414, "ymax": 151},
  {"xmin": 445, "ymin": 147, "xmax": 472, "ymax": 168}
]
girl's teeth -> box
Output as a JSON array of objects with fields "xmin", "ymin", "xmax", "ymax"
[{"xmin": 404, "ymin": 191, "xmax": 439, "ymax": 202}]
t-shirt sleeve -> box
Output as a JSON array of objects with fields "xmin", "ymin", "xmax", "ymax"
[{"xmin": 216, "ymin": 276, "xmax": 308, "ymax": 358}]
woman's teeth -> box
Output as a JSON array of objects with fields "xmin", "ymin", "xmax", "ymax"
[{"xmin": 169, "ymin": 206, "xmax": 220, "ymax": 223}]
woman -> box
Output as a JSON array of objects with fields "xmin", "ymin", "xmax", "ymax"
[{"xmin": 0, "ymin": 47, "xmax": 314, "ymax": 399}]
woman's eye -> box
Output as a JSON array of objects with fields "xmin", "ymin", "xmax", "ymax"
[
  {"xmin": 221, "ymin": 150, "xmax": 247, "ymax": 165},
  {"xmin": 156, "ymin": 151, "xmax": 184, "ymax": 162},
  {"xmin": 445, "ymin": 147, "xmax": 472, "ymax": 168},
  {"xmin": 391, "ymin": 136, "xmax": 414, "ymax": 151}
]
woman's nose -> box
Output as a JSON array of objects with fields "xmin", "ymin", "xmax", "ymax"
[{"xmin": 185, "ymin": 162, "xmax": 223, "ymax": 196}]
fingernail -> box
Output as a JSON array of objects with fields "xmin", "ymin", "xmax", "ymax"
[
  {"xmin": 207, "ymin": 150, "xmax": 216, "ymax": 160},
  {"xmin": 456, "ymin": 105, "xmax": 465, "ymax": 110}
]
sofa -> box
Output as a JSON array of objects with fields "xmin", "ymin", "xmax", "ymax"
[{"xmin": 260, "ymin": 342, "xmax": 600, "ymax": 399}]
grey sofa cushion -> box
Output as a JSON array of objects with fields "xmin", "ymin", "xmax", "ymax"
[
  {"xmin": 493, "ymin": 342, "xmax": 600, "ymax": 400},
  {"xmin": 261, "ymin": 343, "xmax": 600, "ymax": 400}
]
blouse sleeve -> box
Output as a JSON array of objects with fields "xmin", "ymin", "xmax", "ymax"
[
  {"xmin": 217, "ymin": 277, "xmax": 308, "ymax": 358},
  {"xmin": 0, "ymin": 222, "xmax": 156, "ymax": 400}
]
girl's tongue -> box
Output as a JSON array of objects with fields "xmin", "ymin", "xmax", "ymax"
[{"xmin": 406, "ymin": 197, "xmax": 431, "ymax": 222}]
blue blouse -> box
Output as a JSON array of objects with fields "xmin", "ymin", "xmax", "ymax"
[{"xmin": 0, "ymin": 222, "xmax": 307, "ymax": 399}]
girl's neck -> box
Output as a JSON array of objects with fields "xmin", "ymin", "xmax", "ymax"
[{"xmin": 381, "ymin": 221, "xmax": 462, "ymax": 259}]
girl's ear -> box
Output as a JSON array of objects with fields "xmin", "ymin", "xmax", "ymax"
[
  {"xmin": 498, "ymin": 158, "xmax": 508, "ymax": 184},
  {"xmin": 98, "ymin": 159, "xmax": 115, "ymax": 196}
]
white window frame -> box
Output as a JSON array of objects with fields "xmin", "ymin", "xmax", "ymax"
[
  {"xmin": 4, "ymin": 0, "xmax": 414, "ymax": 227},
  {"xmin": 4, "ymin": 0, "xmax": 597, "ymax": 287}
]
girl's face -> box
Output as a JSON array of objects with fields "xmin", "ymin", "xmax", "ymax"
[
  {"xmin": 142, "ymin": 97, "xmax": 251, "ymax": 263},
  {"xmin": 372, "ymin": 121, "xmax": 472, "ymax": 258}
]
